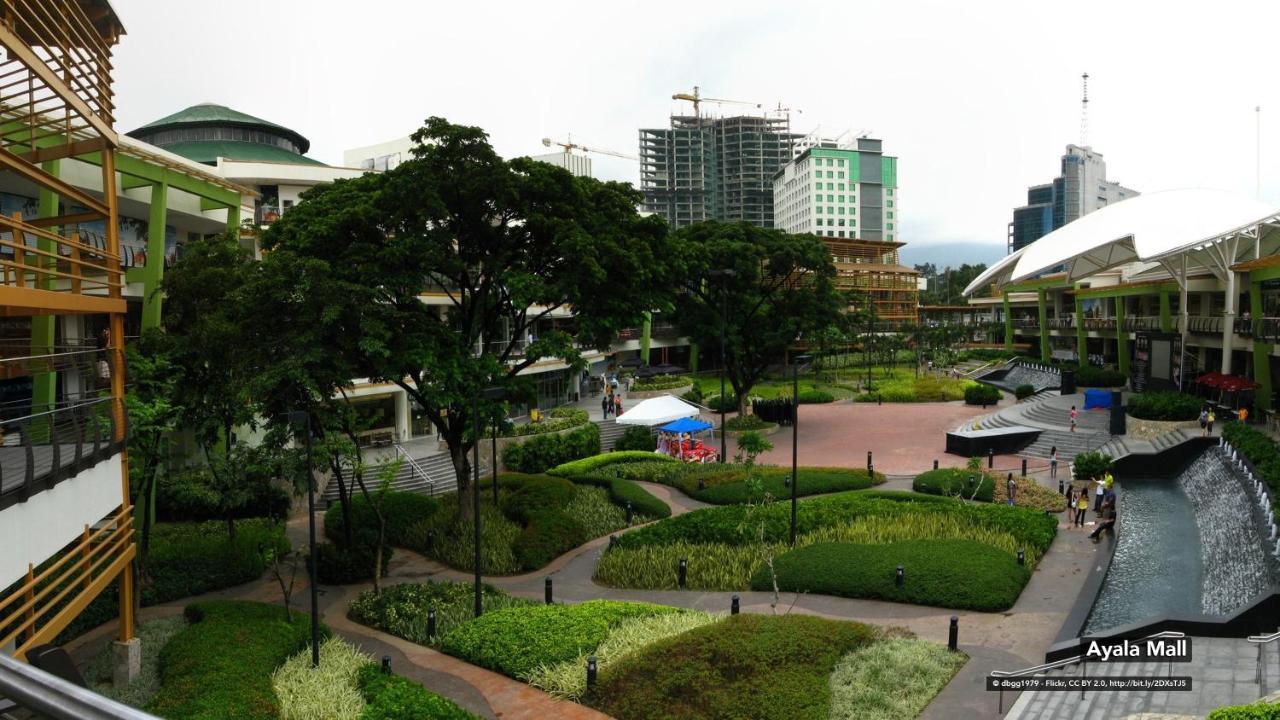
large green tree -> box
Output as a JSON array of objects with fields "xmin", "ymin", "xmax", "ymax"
[
  {"xmin": 260, "ymin": 117, "xmax": 672, "ymax": 506},
  {"xmin": 668, "ymin": 222, "xmax": 843, "ymax": 413}
]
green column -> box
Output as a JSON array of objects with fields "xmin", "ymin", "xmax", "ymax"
[
  {"xmin": 141, "ymin": 181, "xmax": 168, "ymax": 330},
  {"xmin": 1115, "ymin": 295, "xmax": 1129, "ymax": 377},
  {"xmin": 1159, "ymin": 291, "xmax": 1172, "ymax": 333},
  {"xmin": 1038, "ymin": 288, "xmax": 1050, "ymax": 362},
  {"xmin": 225, "ymin": 203, "xmax": 241, "ymax": 234},
  {"xmin": 1002, "ymin": 292, "xmax": 1013, "ymax": 351},
  {"xmin": 640, "ymin": 312, "xmax": 652, "ymax": 364},
  {"xmin": 1252, "ymin": 279, "xmax": 1272, "ymax": 411},
  {"xmin": 1075, "ymin": 295, "xmax": 1086, "ymax": 364},
  {"xmin": 30, "ymin": 160, "xmax": 58, "ymax": 438}
]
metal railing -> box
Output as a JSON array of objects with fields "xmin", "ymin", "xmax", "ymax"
[
  {"xmin": 1249, "ymin": 628, "xmax": 1280, "ymax": 684},
  {"xmin": 0, "ymin": 395, "xmax": 124, "ymax": 510},
  {"xmin": 0, "ymin": 215, "xmax": 121, "ymax": 296},
  {"xmin": 989, "ymin": 631, "xmax": 1185, "ymax": 714},
  {"xmin": 393, "ymin": 441, "xmax": 435, "ymax": 495},
  {"xmin": 1187, "ymin": 315, "xmax": 1223, "ymax": 334},
  {"xmin": 0, "ymin": 650, "xmax": 159, "ymax": 719}
]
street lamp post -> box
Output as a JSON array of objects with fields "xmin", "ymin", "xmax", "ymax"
[
  {"xmin": 284, "ymin": 410, "xmax": 320, "ymax": 668},
  {"xmin": 707, "ymin": 268, "xmax": 736, "ymax": 464},
  {"xmin": 472, "ymin": 385, "xmax": 506, "ymax": 618},
  {"xmin": 790, "ymin": 355, "xmax": 811, "ymax": 546}
]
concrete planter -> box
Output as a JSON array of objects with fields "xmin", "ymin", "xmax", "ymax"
[
  {"xmin": 716, "ymin": 422, "xmax": 780, "ymax": 439},
  {"xmin": 1125, "ymin": 415, "xmax": 1200, "ymax": 441},
  {"xmin": 627, "ymin": 384, "xmax": 693, "ymax": 400}
]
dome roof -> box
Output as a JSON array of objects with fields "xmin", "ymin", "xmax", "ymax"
[{"xmin": 129, "ymin": 103, "xmax": 310, "ymax": 153}]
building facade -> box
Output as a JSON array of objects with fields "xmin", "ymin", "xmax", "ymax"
[
  {"xmin": 639, "ymin": 115, "xmax": 801, "ymax": 229},
  {"xmin": 773, "ymin": 139, "xmax": 900, "ymax": 241},
  {"xmin": 529, "ymin": 151, "xmax": 592, "ymax": 178},
  {"xmin": 1008, "ymin": 145, "xmax": 1139, "ymax": 253}
]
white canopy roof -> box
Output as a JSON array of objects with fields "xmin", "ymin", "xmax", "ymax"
[
  {"xmin": 615, "ymin": 394, "xmax": 703, "ymax": 426},
  {"xmin": 963, "ymin": 247, "xmax": 1026, "ymax": 297},
  {"xmin": 1011, "ymin": 189, "xmax": 1280, "ymax": 283}
]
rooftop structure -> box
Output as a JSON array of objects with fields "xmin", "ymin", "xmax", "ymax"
[
  {"xmin": 127, "ymin": 103, "xmax": 323, "ymax": 166},
  {"xmin": 823, "ymin": 237, "xmax": 919, "ymax": 324},
  {"xmin": 773, "ymin": 138, "xmax": 899, "ymax": 241},
  {"xmin": 1008, "ymin": 145, "xmax": 1139, "ymax": 253}
]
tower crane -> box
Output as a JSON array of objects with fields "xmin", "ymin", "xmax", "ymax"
[
  {"xmin": 672, "ymin": 86, "xmax": 766, "ymax": 117},
  {"xmin": 541, "ymin": 137, "xmax": 638, "ymax": 161}
]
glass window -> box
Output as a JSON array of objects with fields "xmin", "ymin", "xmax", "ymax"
[
  {"xmin": 838, "ymin": 184, "xmax": 845, "ymax": 191},
  {"xmin": 850, "ymin": 208, "xmax": 856, "ymax": 215},
  {"xmin": 838, "ymin": 231, "xmax": 845, "ymax": 237},
  {"xmin": 887, "ymin": 223, "xmax": 894, "ymax": 230},
  {"xmin": 838, "ymin": 172, "xmax": 845, "ymax": 179},
  {"xmin": 838, "ymin": 207, "xmax": 845, "ymax": 214},
  {"xmin": 838, "ymin": 219, "xmax": 845, "ymax": 226},
  {"xmin": 827, "ymin": 183, "xmax": 833, "ymax": 190},
  {"xmin": 837, "ymin": 159, "xmax": 844, "ymax": 167},
  {"xmin": 816, "ymin": 206, "xmax": 823, "ymax": 214},
  {"xmin": 887, "ymin": 189, "xmax": 894, "ymax": 196},
  {"xmin": 887, "ymin": 200, "xmax": 894, "ymax": 207},
  {"xmin": 827, "ymin": 158, "xmax": 833, "ymax": 166},
  {"xmin": 886, "ymin": 233, "xmax": 893, "ymax": 240},
  {"xmin": 827, "ymin": 194, "xmax": 833, "ymax": 202},
  {"xmin": 826, "ymin": 171, "xmax": 833, "ymax": 178},
  {"xmin": 850, "ymin": 219, "xmax": 856, "ymax": 226},
  {"xmin": 887, "ymin": 211, "xmax": 894, "ymax": 219},
  {"xmin": 838, "ymin": 196, "xmax": 845, "ymax": 203}
]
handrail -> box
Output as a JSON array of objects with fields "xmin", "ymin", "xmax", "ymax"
[
  {"xmin": 392, "ymin": 442, "xmax": 434, "ymax": 492},
  {"xmin": 0, "ymin": 652, "xmax": 159, "ymax": 720}
]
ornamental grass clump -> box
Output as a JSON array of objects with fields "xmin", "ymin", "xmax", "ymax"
[
  {"xmin": 347, "ymin": 581, "xmax": 536, "ymax": 645},
  {"xmin": 272, "ymin": 637, "xmax": 369, "ymax": 720},
  {"xmin": 828, "ymin": 638, "xmax": 967, "ymax": 720}
]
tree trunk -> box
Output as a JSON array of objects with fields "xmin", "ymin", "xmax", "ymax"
[
  {"xmin": 329, "ymin": 456, "xmax": 354, "ymax": 547},
  {"xmin": 448, "ymin": 441, "xmax": 473, "ymax": 519},
  {"xmin": 373, "ymin": 516, "xmax": 385, "ymax": 593},
  {"xmin": 226, "ymin": 516, "xmax": 237, "ymax": 541}
]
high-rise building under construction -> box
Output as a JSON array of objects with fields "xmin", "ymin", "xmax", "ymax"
[{"xmin": 639, "ymin": 114, "xmax": 802, "ymax": 229}]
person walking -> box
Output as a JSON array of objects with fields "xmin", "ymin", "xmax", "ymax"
[
  {"xmin": 1199, "ymin": 407, "xmax": 1209, "ymax": 437},
  {"xmin": 1069, "ymin": 405, "xmax": 1078, "ymax": 432},
  {"xmin": 1094, "ymin": 476, "xmax": 1106, "ymax": 516},
  {"xmin": 1064, "ymin": 486, "xmax": 1076, "ymax": 527},
  {"xmin": 601, "ymin": 392, "xmax": 612, "ymax": 419},
  {"xmin": 1207, "ymin": 408, "xmax": 1216, "ymax": 435},
  {"xmin": 614, "ymin": 394, "xmax": 623, "ymax": 417},
  {"xmin": 1049, "ymin": 446, "xmax": 1059, "ymax": 480},
  {"xmin": 1075, "ymin": 485, "xmax": 1089, "ymax": 527},
  {"xmin": 1006, "ymin": 474, "xmax": 1016, "ymax": 506}
]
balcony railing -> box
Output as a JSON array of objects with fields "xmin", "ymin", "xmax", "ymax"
[
  {"xmin": 0, "ymin": 395, "xmax": 124, "ymax": 512},
  {"xmin": 1122, "ymin": 315, "xmax": 1161, "ymax": 332},
  {"xmin": 1082, "ymin": 317, "xmax": 1116, "ymax": 331},
  {"xmin": 0, "ymin": 216, "xmax": 121, "ymax": 297},
  {"xmin": 1187, "ymin": 315, "xmax": 1223, "ymax": 334}
]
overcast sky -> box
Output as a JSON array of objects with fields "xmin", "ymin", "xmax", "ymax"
[{"xmin": 111, "ymin": 0, "xmax": 1280, "ymax": 252}]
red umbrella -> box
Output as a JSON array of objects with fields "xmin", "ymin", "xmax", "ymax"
[
  {"xmin": 1196, "ymin": 371, "xmax": 1225, "ymax": 387},
  {"xmin": 1220, "ymin": 376, "xmax": 1259, "ymax": 393}
]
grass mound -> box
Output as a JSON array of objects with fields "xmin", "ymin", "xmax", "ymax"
[{"xmin": 828, "ymin": 638, "xmax": 967, "ymax": 720}]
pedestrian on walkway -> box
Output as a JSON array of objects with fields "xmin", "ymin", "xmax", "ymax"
[
  {"xmin": 1199, "ymin": 407, "xmax": 1209, "ymax": 436},
  {"xmin": 1069, "ymin": 405, "xmax": 1078, "ymax": 432},
  {"xmin": 614, "ymin": 395, "xmax": 623, "ymax": 417},
  {"xmin": 1207, "ymin": 408, "xmax": 1216, "ymax": 435},
  {"xmin": 1049, "ymin": 446, "xmax": 1059, "ymax": 480},
  {"xmin": 1006, "ymin": 475, "xmax": 1016, "ymax": 506},
  {"xmin": 1090, "ymin": 494, "xmax": 1117, "ymax": 542},
  {"xmin": 1094, "ymin": 476, "xmax": 1106, "ymax": 515},
  {"xmin": 1075, "ymin": 485, "xmax": 1089, "ymax": 527},
  {"xmin": 601, "ymin": 392, "xmax": 611, "ymax": 419},
  {"xmin": 1064, "ymin": 486, "xmax": 1076, "ymax": 527},
  {"xmin": 1103, "ymin": 471, "xmax": 1114, "ymax": 493}
]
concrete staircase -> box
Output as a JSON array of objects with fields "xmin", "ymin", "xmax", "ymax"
[
  {"xmin": 320, "ymin": 451, "xmax": 467, "ymax": 507},
  {"xmin": 595, "ymin": 419, "xmax": 633, "ymax": 451}
]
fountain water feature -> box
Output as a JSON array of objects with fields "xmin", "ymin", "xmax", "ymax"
[
  {"xmin": 981, "ymin": 363, "xmax": 1060, "ymax": 394},
  {"xmin": 1083, "ymin": 446, "xmax": 1278, "ymax": 634}
]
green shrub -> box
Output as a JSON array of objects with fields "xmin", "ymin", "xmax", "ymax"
[
  {"xmin": 614, "ymin": 425, "xmax": 657, "ymax": 452},
  {"xmin": 324, "ymin": 491, "xmax": 439, "ymax": 549},
  {"xmin": 695, "ymin": 466, "xmax": 882, "ymax": 504},
  {"xmin": 497, "ymin": 474, "xmax": 575, "ymax": 523},
  {"xmin": 154, "ymin": 467, "xmax": 291, "ymax": 522},
  {"xmin": 514, "ymin": 510, "xmax": 587, "ymax": 569},
  {"xmin": 85, "ymin": 615, "xmax": 187, "ymax": 709},
  {"xmin": 723, "ymin": 414, "xmax": 774, "ymax": 431},
  {"xmin": 566, "ymin": 485, "xmax": 633, "ymax": 539},
  {"xmin": 357, "ymin": 664, "xmax": 479, "ymax": 719},
  {"xmin": 314, "ymin": 541, "xmax": 393, "ymax": 584},
  {"xmin": 706, "ymin": 392, "xmax": 739, "ymax": 412},
  {"xmin": 570, "ymin": 472, "xmax": 671, "ymax": 519},
  {"xmin": 963, "ymin": 384, "xmax": 1002, "ymax": 406},
  {"xmin": 406, "ymin": 495, "xmax": 522, "ymax": 574},
  {"xmin": 148, "ymin": 600, "xmax": 324, "ymax": 720},
  {"xmin": 503, "ymin": 422, "xmax": 601, "ymax": 473},
  {"xmin": 1014, "ymin": 383, "xmax": 1035, "ymax": 400},
  {"xmin": 754, "ymin": 540, "xmax": 1029, "ymax": 611},
  {"xmin": 681, "ymin": 386, "xmax": 704, "ymax": 404},
  {"xmin": 797, "ymin": 389, "xmax": 836, "ymax": 404},
  {"xmin": 1208, "ymin": 702, "xmax": 1280, "ymax": 719},
  {"xmin": 439, "ymin": 600, "xmax": 679, "ymax": 679},
  {"xmin": 548, "ymin": 451, "xmax": 677, "ymax": 478},
  {"xmin": 1075, "ymin": 364, "xmax": 1127, "ymax": 388},
  {"xmin": 348, "ymin": 581, "xmax": 537, "ymax": 645},
  {"xmin": 1127, "ymin": 391, "xmax": 1202, "ymax": 421},
  {"xmin": 273, "ymin": 636, "xmax": 369, "ymax": 720},
  {"xmin": 913, "ymin": 468, "xmax": 995, "ymax": 501},
  {"xmin": 502, "ymin": 407, "xmax": 588, "ymax": 437},
  {"xmin": 1222, "ymin": 423, "xmax": 1280, "ymax": 516},
  {"xmin": 1072, "ymin": 451, "xmax": 1114, "ymax": 481},
  {"xmin": 594, "ymin": 614, "xmax": 878, "ymax": 720},
  {"xmin": 630, "ymin": 375, "xmax": 692, "ymax": 392},
  {"xmin": 828, "ymin": 638, "xmax": 967, "ymax": 720}
]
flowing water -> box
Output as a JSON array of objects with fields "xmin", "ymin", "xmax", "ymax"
[
  {"xmin": 985, "ymin": 364, "xmax": 1060, "ymax": 394},
  {"xmin": 1083, "ymin": 447, "xmax": 1277, "ymax": 634}
]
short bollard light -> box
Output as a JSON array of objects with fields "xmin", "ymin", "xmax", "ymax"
[
  {"xmin": 1017, "ymin": 549, "xmax": 1025, "ymax": 566},
  {"xmin": 988, "ymin": 447, "xmax": 995, "ymax": 469},
  {"xmin": 968, "ymin": 475, "xmax": 975, "ymax": 491},
  {"xmin": 586, "ymin": 655, "xmax": 597, "ymax": 692},
  {"xmin": 545, "ymin": 577, "xmax": 553, "ymax": 604},
  {"xmin": 625, "ymin": 501, "xmax": 633, "ymax": 524},
  {"xmin": 609, "ymin": 535, "xmax": 617, "ymax": 550},
  {"xmin": 427, "ymin": 530, "xmax": 436, "ymax": 553},
  {"xmin": 867, "ymin": 451, "xmax": 873, "ymax": 475},
  {"xmin": 678, "ymin": 556, "xmax": 688, "ymax": 589},
  {"xmin": 699, "ymin": 477, "xmax": 706, "ymax": 491},
  {"xmin": 1021, "ymin": 458, "xmax": 1027, "ymax": 477},
  {"xmin": 933, "ymin": 459, "xmax": 939, "ymax": 470},
  {"xmin": 878, "ymin": 393, "xmax": 882, "ymax": 406},
  {"xmin": 948, "ymin": 616, "xmax": 959, "ymax": 651},
  {"xmin": 1058, "ymin": 479, "xmax": 1064, "ymax": 494},
  {"xmin": 895, "ymin": 565, "xmax": 904, "ymax": 587},
  {"xmin": 427, "ymin": 608, "xmax": 437, "ymax": 639},
  {"xmin": 381, "ymin": 655, "xmax": 392, "ymax": 674},
  {"xmin": 731, "ymin": 594, "xmax": 740, "ymax": 615}
]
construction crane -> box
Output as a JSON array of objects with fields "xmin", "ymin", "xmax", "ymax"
[
  {"xmin": 672, "ymin": 86, "xmax": 768, "ymax": 117},
  {"xmin": 541, "ymin": 136, "xmax": 637, "ymax": 161}
]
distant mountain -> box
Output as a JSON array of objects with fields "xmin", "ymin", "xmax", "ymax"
[{"xmin": 899, "ymin": 242, "xmax": 1005, "ymax": 271}]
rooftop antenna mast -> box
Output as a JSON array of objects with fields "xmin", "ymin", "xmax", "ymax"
[{"xmin": 1080, "ymin": 72, "xmax": 1089, "ymax": 148}]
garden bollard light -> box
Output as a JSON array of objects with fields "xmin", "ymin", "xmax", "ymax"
[
  {"xmin": 878, "ymin": 394, "xmax": 882, "ymax": 406},
  {"xmin": 427, "ymin": 608, "xmax": 437, "ymax": 639},
  {"xmin": 1021, "ymin": 458, "xmax": 1027, "ymax": 477},
  {"xmin": 427, "ymin": 530, "xmax": 436, "ymax": 553},
  {"xmin": 867, "ymin": 451, "xmax": 873, "ymax": 476},
  {"xmin": 1017, "ymin": 549, "xmax": 1025, "ymax": 566},
  {"xmin": 968, "ymin": 475, "xmax": 975, "ymax": 491},
  {"xmin": 257, "ymin": 541, "xmax": 264, "ymax": 557},
  {"xmin": 948, "ymin": 616, "xmax": 958, "ymax": 651},
  {"xmin": 625, "ymin": 501, "xmax": 633, "ymax": 524},
  {"xmin": 678, "ymin": 557, "xmax": 688, "ymax": 589},
  {"xmin": 609, "ymin": 535, "xmax": 617, "ymax": 550},
  {"xmin": 699, "ymin": 477, "xmax": 706, "ymax": 491},
  {"xmin": 1058, "ymin": 479, "xmax": 1064, "ymax": 494},
  {"xmin": 731, "ymin": 595, "xmax": 740, "ymax": 615},
  {"xmin": 381, "ymin": 656, "xmax": 391, "ymax": 674},
  {"xmin": 988, "ymin": 448, "xmax": 994, "ymax": 469},
  {"xmin": 895, "ymin": 565, "xmax": 904, "ymax": 587},
  {"xmin": 545, "ymin": 577, "xmax": 553, "ymax": 605},
  {"xmin": 586, "ymin": 656, "xmax": 597, "ymax": 692},
  {"xmin": 933, "ymin": 459, "xmax": 939, "ymax": 470}
]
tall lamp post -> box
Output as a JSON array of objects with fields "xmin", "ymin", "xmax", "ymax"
[
  {"xmin": 472, "ymin": 385, "xmax": 506, "ymax": 618},
  {"xmin": 707, "ymin": 268, "xmax": 736, "ymax": 463},
  {"xmin": 790, "ymin": 355, "xmax": 812, "ymax": 546},
  {"xmin": 284, "ymin": 410, "xmax": 320, "ymax": 668}
]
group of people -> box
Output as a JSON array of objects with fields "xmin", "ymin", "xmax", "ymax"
[
  {"xmin": 656, "ymin": 432, "xmax": 718, "ymax": 463},
  {"xmin": 1065, "ymin": 469, "xmax": 1117, "ymax": 542},
  {"xmin": 601, "ymin": 390, "xmax": 623, "ymax": 418}
]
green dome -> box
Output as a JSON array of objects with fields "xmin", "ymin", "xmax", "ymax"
[{"xmin": 127, "ymin": 103, "xmax": 322, "ymax": 166}]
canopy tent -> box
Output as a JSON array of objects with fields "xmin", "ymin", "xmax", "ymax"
[
  {"xmin": 616, "ymin": 394, "xmax": 703, "ymax": 426},
  {"xmin": 659, "ymin": 417, "xmax": 713, "ymax": 433}
]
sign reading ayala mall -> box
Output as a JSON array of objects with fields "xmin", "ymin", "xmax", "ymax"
[
  {"xmin": 986, "ymin": 638, "xmax": 1194, "ymax": 693},
  {"xmin": 1083, "ymin": 636, "xmax": 1192, "ymax": 663}
]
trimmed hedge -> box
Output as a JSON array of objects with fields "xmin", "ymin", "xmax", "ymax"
[
  {"xmin": 439, "ymin": 600, "xmax": 678, "ymax": 680},
  {"xmin": 1207, "ymin": 701, "xmax": 1280, "ymax": 720},
  {"xmin": 630, "ymin": 375, "xmax": 692, "ymax": 392},
  {"xmin": 1071, "ymin": 451, "xmax": 1114, "ymax": 481},
  {"xmin": 913, "ymin": 468, "xmax": 996, "ymax": 502},
  {"xmin": 797, "ymin": 389, "xmax": 836, "ymax": 404},
  {"xmin": 153, "ymin": 468, "xmax": 291, "ymax": 522},
  {"xmin": 357, "ymin": 664, "xmax": 479, "ymax": 719},
  {"xmin": 754, "ymin": 539, "xmax": 1029, "ymax": 611},
  {"xmin": 722, "ymin": 414, "xmax": 774, "ymax": 431},
  {"xmin": 964, "ymin": 384, "xmax": 1002, "ymax": 406},
  {"xmin": 548, "ymin": 452, "xmax": 677, "ymax": 478},
  {"xmin": 594, "ymin": 614, "xmax": 878, "ymax": 720},
  {"xmin": 1223, "ymin": 423, "xmax": 1280, "ymax": 515},
  {"xmin": 1014, "ymin": 384, "xmax": 1035, "ymax": 400},
  {"xmin": 614, "ymin": 425, "xmax": 657, "ymax": 452},
  {"xmin": 1127, "ymin": 391, "xmax": 1202, "ymax": 421},
  {"xmin": 569, "ymin": 472, "xmax": 672, "ymax": 519},
  {"xmin": 502, "ymin": 422, "xmax": 601, "ymax": 474},
  {"xmin": 148, "ymin": 600, "xmax": 323, "ymax": 720},
  {"xmin": 1075, "ymin": 364, "xmax": 1127, "ymax": 388},
  {"xmin": 324, "ymin": 491, "xmax": 439, "ymax": 548},
  {"xmin": 314, "ymin": 541, "xmax": 392, "ymax": 585},
  {"xmin": 502, "ymin": 407, "xmax": 588, "ymax": 437},
  {"xmin": 348, "ymin": 581, "xmax": 536, "ymax": 646}
]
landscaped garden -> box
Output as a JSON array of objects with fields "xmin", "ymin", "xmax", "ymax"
[
  {"xmin": 594, "ymin": 490, "xmax": 1056, "ymax": 611},
  {"xmin": 912, "ymin": 465, "xmax": 1066, "ymax": 512},
  {"xmin": 547, "ymin": 452, "xmax": 884, "ymax": 505},
  {"xmin": 347, "ymin": 579, "xmax": 966, "ymax": 720},
  {"xmin": 852, "ymin": 368, "xmax": 978, "ymax": 403}
]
